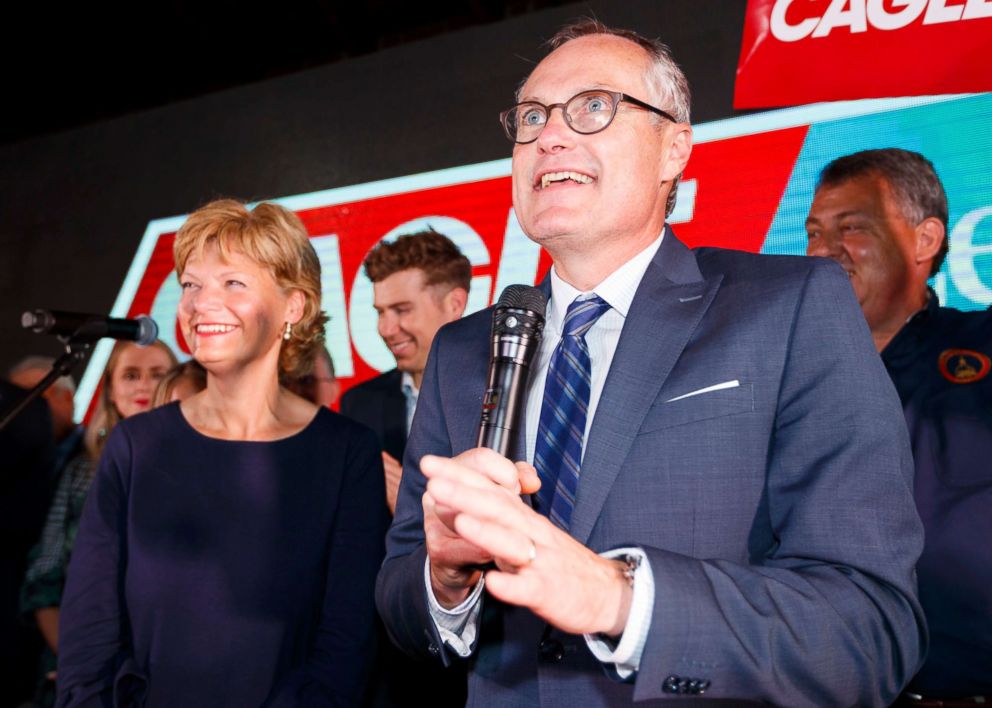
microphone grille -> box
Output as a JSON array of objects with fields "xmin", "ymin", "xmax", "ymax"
[
  {"xmin": 135, "ymin": 315, "xmax": 160, "ymax": 347},
  {"xmin": 495, "ymin": 285, "xmax": 547, "ymax": 314}
]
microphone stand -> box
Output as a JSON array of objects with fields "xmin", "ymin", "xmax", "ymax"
[{"xmin": 0, "ymin": 337, "xmax": 91, "ymax": 432}]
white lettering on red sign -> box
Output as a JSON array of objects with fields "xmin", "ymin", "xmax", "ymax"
[{"xmin": 770, "ymin": 0, "xmax": 992, "ymax": 42}]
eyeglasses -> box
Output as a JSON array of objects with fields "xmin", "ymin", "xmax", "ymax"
[{"xmin": 499, "ymin": 89, "xmax": 677, "ymax": 144}]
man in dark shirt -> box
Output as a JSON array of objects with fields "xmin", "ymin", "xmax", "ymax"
[
  {"xmin": 9, "ymin": 357, "xmax": 85, "ymax": 488},
  {"xmin": 341, "ymin": 230, "xmax": 470, "ymax": 515},
  {"xmin": 806, "ymin": 147, "xmax": 992, "ymax": 700},
  {"xmin": 340, "ymin": 230, "xmax": 470, "ymax": 708},
  {"xmin": 0, "ymin": 379, "xmax": 55, "ymax": 706}
]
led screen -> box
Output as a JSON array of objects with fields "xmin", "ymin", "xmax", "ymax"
[{"xmin": 74, "ymin": 93, "xmax": 992, "ymax": 417}]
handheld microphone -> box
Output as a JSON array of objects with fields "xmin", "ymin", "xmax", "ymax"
[
  {"xmin": 22, "ymin": 310, "xmax": 159, "ymax": 346},
  {"xmin": 477, "ymin": 285, "xmax": 547, "ymax": 458}
]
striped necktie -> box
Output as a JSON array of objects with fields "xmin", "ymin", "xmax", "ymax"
[{"xmin": 534, "ymin": 294, "xmax": 611, "ymax": 530}]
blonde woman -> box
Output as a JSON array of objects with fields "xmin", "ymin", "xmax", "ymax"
[{"xmin": 58, "ymin": 201, "xmax": 386, "ymax": 706}]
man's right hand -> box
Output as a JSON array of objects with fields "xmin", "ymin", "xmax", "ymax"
[
  {"xmin": 383, "ymin": 452, "xmax": 403, "ymax": 515},
  {"xmin": 422, "ymin": 448, "xmax": 540, "ymax": 608}
]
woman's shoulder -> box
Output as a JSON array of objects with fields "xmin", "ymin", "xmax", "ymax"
[
  {"xmin": 102, "ymin": 403, "xmax": 195, "ymax": 460},
  {"xmin": 304, "ymin": 407, "xmax": 379, "ymax": 448},
  {"xmin": 114, "ymin": 401, "xmax": 186, "ymax": 438}
]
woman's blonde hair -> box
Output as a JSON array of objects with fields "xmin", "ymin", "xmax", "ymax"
[
  {"xmin": 84, "ymin": 340, "xmax": 178, "ymax": 460},
  {"xmin": 173, "ymin": 199, "xmax": 328, "ymax": 378}
]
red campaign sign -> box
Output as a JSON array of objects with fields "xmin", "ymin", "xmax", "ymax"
[
  {"xmin": 735, "ymin": 0, "xmax": 992, "ymax": 108},
  {"xmin": 677, "ymin": 125, "xmax": 808, "ymax": 251}
]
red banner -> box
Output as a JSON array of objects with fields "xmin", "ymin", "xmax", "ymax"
[{"xmin": 734, "ymin": 0, "xmax": 992, "ymax": 108}]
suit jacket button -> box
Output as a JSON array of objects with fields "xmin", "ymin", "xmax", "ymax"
[
  {"xmin": 538, "ymin": 639, "xmax": 565, "ymax": 663},
  {"xmin": 428, "ymin": 643, "xmax": 440, "ymax": 656},
  {"xmin": 662, "ymin": 675, "xmax": 681, "ymax": 693}
]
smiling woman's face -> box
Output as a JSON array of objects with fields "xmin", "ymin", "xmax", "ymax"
[
  {"xmin": 108, "ymin": 343, "xmax": 173, "ymax": 419},
  {"xmin": 178, "ymin": 242, "xmax": 302, "ymax": 376}
]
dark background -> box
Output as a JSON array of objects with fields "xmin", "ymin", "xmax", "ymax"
[{"xmin": 0, "ymin": 0, "xmax": 748, "ymax": 371}]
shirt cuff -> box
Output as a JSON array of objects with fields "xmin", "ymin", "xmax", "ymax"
[
  {"xmin": 583, "ymin": 547, "xmax": 654, "ymax": 679},
  {"xmin": 424, "ymin": 556, "xmax": 485, "ymax": 657}
]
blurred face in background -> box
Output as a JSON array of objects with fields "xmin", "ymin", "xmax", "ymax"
[
  {"xmin": 109, "ymin": 343, "xmax": 173, "ymax": 418},
  {"xmin": 805, "ymin": 173, "xmax": 921, "ymax": 334},
  {"xmin": 312, "ymin": 353, "xmax": 339, "ymax": 407},
  {"xmin": 168, "ymin": 377, "xmax": 203, "ymax": 403},
  {"xmin": 373, "ymin": 268, "xmax": 466, "ymax": 386},
  {"xmin": 9, "ymin": 368, "xmax": 76, "ymax": 440}
]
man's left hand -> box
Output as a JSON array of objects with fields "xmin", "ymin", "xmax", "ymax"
[{"xmin": 422, "ymin": 450, "xmax": 633, "ymax": 637}]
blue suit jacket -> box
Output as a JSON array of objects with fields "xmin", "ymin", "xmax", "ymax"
[{"xmin": 376, "ymin": 230, "xmax": 926, "ymax": 706}]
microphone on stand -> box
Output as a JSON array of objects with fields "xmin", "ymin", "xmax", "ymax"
[
  {"xmin": 22, "ymin": 310, "xmax": 159, "ymax": 345},
  {"xmin": 477, "ymin": 285, "xmax": 547, "ymax": 458}
]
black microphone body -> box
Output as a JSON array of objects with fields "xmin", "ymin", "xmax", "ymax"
[
  {"xmin": 22, "ymin": 310, "xmax": 159, "ymax": 345},
  {"xmin": 477, "ymin": 285, "xmax": 547, "ymax": 458}
]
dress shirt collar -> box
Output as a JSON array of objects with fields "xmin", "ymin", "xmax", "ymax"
[
  {"xmin": 401, "ymin": 371, "xmax": 419, "ymax": 398},
  {"xmin": 546, "ymin": 230, "xmax": 666, "ymax": 333},
  {"xmin": 882, "ymin": 286, "xmax": 940, "ymax": 363},
  {"xmin": 401, "ymin": 371, "xmax": 420, "ymax": 435}
]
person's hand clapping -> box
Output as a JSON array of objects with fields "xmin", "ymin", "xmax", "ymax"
[
  {"xmin": 422, "ymin": 448, "xmax": 539, "ymax": 608},
  {"xmin": 423, "ymin": 450, "xmax": 632, "ymax": 636}
]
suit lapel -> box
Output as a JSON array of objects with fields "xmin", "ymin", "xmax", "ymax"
[{"xmin": 569, "ymin": 230, "xmax": 723, "ymax": 545}]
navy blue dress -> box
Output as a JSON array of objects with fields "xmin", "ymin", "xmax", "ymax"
[{"xmin": 56, "ymin": 403, "xmax": 387, "ymax": 707}]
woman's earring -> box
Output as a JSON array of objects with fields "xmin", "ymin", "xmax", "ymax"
[{"xmin": 283, "ymin": 321, "xmax": 292, "ymax": 341}]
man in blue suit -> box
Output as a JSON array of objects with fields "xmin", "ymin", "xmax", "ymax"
[{"xmin": 376, "ymin": 20, "xmax": 926, "ymax": 706}]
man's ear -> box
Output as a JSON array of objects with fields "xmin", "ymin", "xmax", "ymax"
[
  {"xmin": 444, "ymin": 286, "xmax": 469, "ymax": 320},
  {"xmin": 915, "ymin": 217, "xmax": 945, "ymax": 267},
  {"xmin": 660, "ymin": 123, "xmax": 693, "ymax": 183}
]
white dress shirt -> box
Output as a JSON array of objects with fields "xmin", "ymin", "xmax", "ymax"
[
  {"xmin": 427, "ymin": 231, "xmax": 666, "ymax": 678},
  {"xmin": 400, "ymin": 371, "xmax": 420, "ymax": 435}
]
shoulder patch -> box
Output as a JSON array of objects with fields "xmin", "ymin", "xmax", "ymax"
[{"xmin": 938, "ymin": 349, "xmax": 991, "ymax": 384}]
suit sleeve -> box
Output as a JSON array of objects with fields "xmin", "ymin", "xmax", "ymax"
[
  {"xmin": 375, "ymin": 332, "xmax": 464, "ymax": 665},
  {"xmin": 56, "ymin": 429, "xmax": 135, "ymax": 708},
  {"xmin": 632, "ymin": 260, "xmax": 927, "ymax": 706}
]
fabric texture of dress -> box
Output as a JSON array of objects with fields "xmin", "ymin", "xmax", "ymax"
[{"xmin": 57, "ymin": 402, "xmax": 387, "ymax": 708}]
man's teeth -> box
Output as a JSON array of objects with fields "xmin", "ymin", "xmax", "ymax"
[
  {"xmin": 197, "ymin": 324, "xmax": 236, "ymax": 333},
  {"xmin": 540, "ymin": 171, "xmax": 593, "ymax": 189}
]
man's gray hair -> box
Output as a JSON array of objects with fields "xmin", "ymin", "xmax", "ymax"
[
  {"xmin": 537, "ymin": 19, "xmax": 692, "ymax": 218},
  {"xmin": 817, "ymin": 148, "xmax": 949, "ymax": 275},
  {"xmin": 9, "ymin": 355, "xmax": 76, "ymax": 393}
]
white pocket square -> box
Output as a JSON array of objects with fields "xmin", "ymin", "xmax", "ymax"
[{"xmin": 665, "ymin": 380, "xmax": 740, "ymax": 403}]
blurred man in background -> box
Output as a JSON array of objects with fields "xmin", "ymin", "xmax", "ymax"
[
  {"xmin": 284, "ymin": 346, "xmax": 339, "ymax": 408},
  {"xmin": 341, "ymin": 230, "xmax": 470, "ymax": 516},
  {"xmin": 807, "ymin": 147, "xmax": 992, "ymax": 702},
  {"xmin": 0, "ymin": 379, "xmax": 54, "ymax": 707},
  {"xmin": 341, "ymin": 230, "xmax": 470, "ymax": 708},
  {"xmin": 9, "ymin": 357, "xmax": 84, "ymax": 489}
]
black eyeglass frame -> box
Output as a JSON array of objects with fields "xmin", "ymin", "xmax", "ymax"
[{"xmin": 499, "ymin": 89, "xmax": 678, "ymax": 144}]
